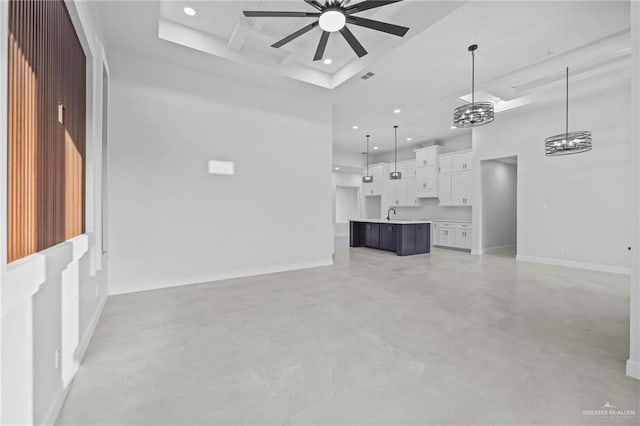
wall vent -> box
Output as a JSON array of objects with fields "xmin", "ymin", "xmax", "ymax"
[{"xmin": 360, "ymin": 72, "xmax": 376, "ymax": 80}]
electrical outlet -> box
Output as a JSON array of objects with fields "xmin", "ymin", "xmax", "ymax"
[
  {"xmin": 558, "ymin": 248, "xmax": 564, "ymax": 255},
  {"xmin": 54, "ymin": 348, "xmax": 60, "ymax": 370}
]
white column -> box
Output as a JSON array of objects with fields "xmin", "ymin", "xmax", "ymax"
[{"xmin": 628, "ymin": 0, "xmax": 640, "ymax": 380}]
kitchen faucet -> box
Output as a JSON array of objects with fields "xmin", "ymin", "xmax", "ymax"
[{"xmin": 386, "ymin": 208, "xmax": 397, "ymax": 221}]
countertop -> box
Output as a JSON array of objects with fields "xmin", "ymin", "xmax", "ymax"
[
  {"xmin": 432, "ymin": 219, "xmax": 472, "ymax": 223},
  {"xmin": 350, "ymin": 219, "xmax": 433, "ymax": 225}
]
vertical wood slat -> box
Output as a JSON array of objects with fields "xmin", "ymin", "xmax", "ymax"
[{"xmin": 7, "ymin": 0, "xmax": 86, "ymax": 263}]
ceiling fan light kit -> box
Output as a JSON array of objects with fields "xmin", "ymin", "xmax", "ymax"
[
  {"xmin": 243, "ymin": 0, "xmax": 409, "ymax": 61},
  {"xmin": 545, "ymin": 67, "xmax": 592, "ymax": 157},
  {"xmin": 453, "ymin": 44, "xmax": 495, "ymax": 128}
]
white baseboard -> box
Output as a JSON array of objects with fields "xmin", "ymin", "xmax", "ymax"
[
  {"xmin": 471, "ymin": 249, "xmax": 484, "ymax": 255},
  {"xmin": 43, "ymin": 295, "xmax": 107, "ymax": 426},
  {"xmin": 110, "ymin": 258, "xmax": 335, "ymax": 296},
  {"xmin": 76, "ymin": 294, "xmax": 108, "ymax": 363},
  {"xmin": 484, "ymin": 244, "xmax": 516, "ymax": 253},
  {"xmin": 516, "ymin": 255, "xmax": 631, "ymax": 275},
  {"xmin": 626, "ymin": 359, "xmax": 640, "ymax": 380}
]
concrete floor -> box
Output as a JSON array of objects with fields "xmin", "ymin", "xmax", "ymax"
[{"xmin": 58, "ymin": 242, "xmax": 639, "ymax": 425}]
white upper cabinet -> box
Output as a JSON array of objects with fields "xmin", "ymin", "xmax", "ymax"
[
  {"xmin": 415, "ymin": 146, "xmax": 441, "ymax": 198},
  {"xmin": 363, "ymin": 163, "xmax": 388, "ymax": 197},
  {"xmin": 438, "ymin": 150, "xmax": 472, "ymax": 206},
  {"xmin": 451, "ymin": 172, "xmax": 472, "ymax": 205},
  {"xmin": 405, "ymin": 162, "xmax": 416, "ymax": 178},
  {"xmin": 415, "ymin": 146, "xmax": 440, "ymax": 168},
  {"xmin": 406, "ymin": 176, "xmax": 418, "ymax": 206},
  {"xmin": 389, "ymin": 179, "xmax": 406, "ymax": 206},
  {"xmin": 416, "ymin": 167, "xmax": 437, "ymax": 195},
  {"xmin": 439, "ymin": 156, "xmax": 451, "ymax": 174},
  {"xmin": 452, "ymin": 152, "xmax": 472, "ymax": 172},
  {"xmin": 438, "ymin": 173, "xmax": 452, "ymax": 205}
]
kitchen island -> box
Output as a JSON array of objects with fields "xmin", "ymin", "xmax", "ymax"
[{"xmin": 349, "ymin": 219, "xmax": 432, "ymax": 256}]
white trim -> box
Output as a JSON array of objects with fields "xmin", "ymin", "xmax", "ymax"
[
  {"xmin": 626, "ymin": 359, "xmax": 640, "ymax": 380},
  {"xmin": 484, "ymin": 244, "xmax": 516, "ymax": 253},
  {"xmin": 43, "ymin": 294, "xmax": 107, "ymax": 426},
  {"xmin": 109, "ymin": 258, "xmax": 335, "ymax": 296},
  {"xmin": 76, "ymin": 294, "xmax": 107, "ymax": 364},
  {"xmin": 0, "ymin": 2, "xmax": 8, "ymax": 421},
  {"xmin": 2, "ymin": 235, "xmax": 90, "ymax": 317},
  {"xmin": 41, "ymin": 384, "xmax": 69, "ymax": 426},
  {"xmin": 516, "ymin": 255, "xmax": 630, "ymax": 275},
  {"xmin": 471, "ymin": 249, "xmax": 484, "ymax": 255}
]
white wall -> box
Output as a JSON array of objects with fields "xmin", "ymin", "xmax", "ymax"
[
  {"xmin": 0, "ymin": 1, "xmax": 110, "ymax": 424},
  {"xmin": 482, "ymin": 160, "xmax": 517, "ymax": 250},
  {"xmin": 472, "ymin": 80, "xmax": 632, "ymax": 273},
  {"xmin": 628, "ymin": 0, "xmax": 640, "ymax": 380},
  {"xmin": 108, "ymin": 50, "xmax": 333, "ymax": 295}
]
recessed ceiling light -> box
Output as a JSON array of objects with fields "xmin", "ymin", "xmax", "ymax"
[
  {"xmin": 406, "ymin": 137, "xmax": 412, "ymax": 141},
  {"xmin": 393, "ymin": 108, "xmax": 401, "ymax": 114},
  {"xmin": 183, "ymin": 7, "xmax": 196, "ymax": 16},
  {"xmin": 373, "ymin": 146, "xmax": 379, "ymax": 150},
  {"xmin": 352, "ymin": 125, "xmax": 358, "ymax": 130},
  {"xmin": 450, "ymin": 126, "xmax": 457, "ymax": 129},
  {"xmin": 334, "ymin": 167, "xmax": 340, "ymax": 170},
  {"xmin": 323, "ymin": 58, "xmax": 333, "ymax": 65}
]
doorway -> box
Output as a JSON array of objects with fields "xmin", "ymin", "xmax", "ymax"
[
  {"xmin": 335, "ymin": 185, "xmax": 360, "ymax": 237},
  {"xmin": 481, "ymin": 156, "xmax": 518, "ymax": 257}
]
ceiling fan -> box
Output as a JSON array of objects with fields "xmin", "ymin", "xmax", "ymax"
[{"xmin": 242, "ymin": 0, "xmax": 409, "ymax": 61}]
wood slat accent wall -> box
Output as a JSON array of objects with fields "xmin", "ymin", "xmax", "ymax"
[{"xmin": 7, "ymin": 0, "xmax": 86, "ymax": 262}]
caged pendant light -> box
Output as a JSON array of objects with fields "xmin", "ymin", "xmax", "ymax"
[
  {"xmin": 545, "ymin": 67, "xmax": 592, "ymax": 156},
  {"xmin": 453, "ymin": 44, "xmax": 494, "ymax": 128},
  {"xmin": 362, "ymin": 134, "xmax": 373, "ymax": 183},
  {"xmin": 390, "ymin": 125, "xmax": 402, "ymax": 180}
]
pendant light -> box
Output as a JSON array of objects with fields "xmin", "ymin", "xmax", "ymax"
[
  {"xmin": 362, "ymin": 134, "xmax": 373, "ymax": 183},
  {"xmin": 390, "ymin": 125, "xmax": 402, "ymax": 180},
  {"xmin": 453, "ymin": 44, "xmax": 494, "ymax": 128},
  {"xmin": 545, "ymin": 67, "xmax": 592, "ymax": 156}
]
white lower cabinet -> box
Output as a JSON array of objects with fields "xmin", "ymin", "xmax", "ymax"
[{"xmin": 433, "ymin": 221, "xmax": 472, "ymax": 250}]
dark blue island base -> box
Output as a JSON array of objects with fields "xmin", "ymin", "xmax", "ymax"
[{"xmin": 349, "ymin": 220, "xmax": 431, "ymax": 256}]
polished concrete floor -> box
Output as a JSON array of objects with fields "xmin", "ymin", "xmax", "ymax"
[{"xmin": 58, "ymin": 241, "xmax": 639, "ymax": 425}]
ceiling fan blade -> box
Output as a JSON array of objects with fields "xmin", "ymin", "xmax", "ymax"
[
  {"xmin": 313, "ymin": 31, "xmax": 330, "ymax": 61},
  {"xmin": 271, "ymin": 21, "xmax": 319, "ymax": 48},
  {"xmin": 346, "ymin": 0, "xmax": 403, "ymax": 14},
  {"xmin": 347, "ymin": 16, "xmax": 409, "ymax": 37},
  {"xmin": 243, "ymin": 11, "xmax": 320, "ymax": 18},
  {"xmin": 303, "ymin": 0, "xmax": 325, "ymax": 11},
  {"xmin": 339, "ymin": 26, "xmax": 367, "ymax": 57}
]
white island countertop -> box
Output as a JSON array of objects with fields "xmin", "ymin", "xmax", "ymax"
[{"xmin": 350, "ymin": 219, "xmax": 433, "ymax": 225}]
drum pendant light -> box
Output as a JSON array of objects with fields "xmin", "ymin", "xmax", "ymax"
[
  {"xmin": 545, "ymin": 67, "xmax": 592, "ymax": 156},
  {"xmin": 453, "ymin": 44, "xmax": 494, "ymax": 128},
  {"xmin": 362, "ymin": 134, "xmax": 373, "ymax": 183},
  {"xmin": 390, "ymin": 125, "xmax": 402, "ymax": 180}
]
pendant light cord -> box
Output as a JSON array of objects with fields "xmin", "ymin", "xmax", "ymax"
[
  {"xmin": 394, "ymin": 126, "xmax": 398, "ymax": 172},
  {"xmin": 565, "ymin": 67, "xmax": 569, "ymax": 138},
  {"xmin": 471, "ymin": 49, "xmax": 475, "ymax": 107},
  {"xmin": 366, "ymin": 135, "xmax": 370, "ymax": 175}
]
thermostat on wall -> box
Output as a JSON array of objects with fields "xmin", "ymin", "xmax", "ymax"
[{"xmin": 208, "ymin": 160, "xmax": 235, "ymax": 175}]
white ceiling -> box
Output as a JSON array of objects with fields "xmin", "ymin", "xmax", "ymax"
[{"xmin": 91, "ymin": 0, "xmax": 631, "ymax": 155}]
